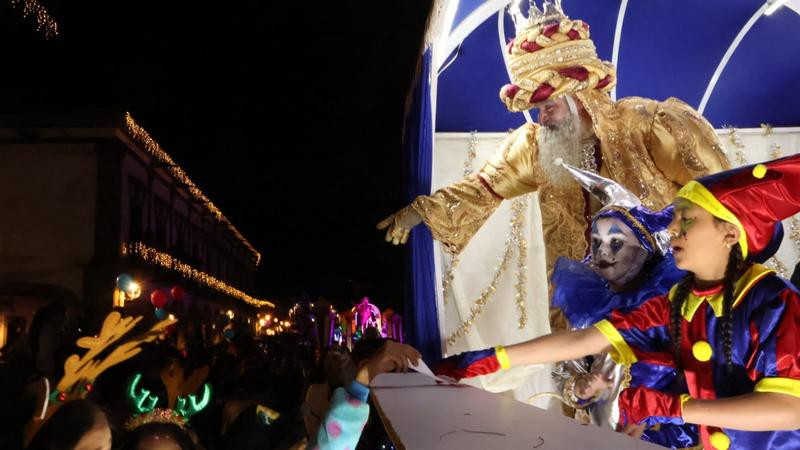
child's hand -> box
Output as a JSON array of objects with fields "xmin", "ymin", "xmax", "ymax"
[{"xmin": 356, "ymin": 341, "xmax": 422, "ymax": 385}]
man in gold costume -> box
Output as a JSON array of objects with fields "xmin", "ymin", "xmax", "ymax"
[{"xmin": 379, "ymin": 1, "xmax": 729, "ymax": 332}]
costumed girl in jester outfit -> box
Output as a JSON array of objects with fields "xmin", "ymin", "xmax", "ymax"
[
  {"xmin": 435, "ymin": 154, "xmax": 800, "ymax": 450},
  {"xmin": 550, "ymin": 164, "xmax": 696, "ymax": 448}
]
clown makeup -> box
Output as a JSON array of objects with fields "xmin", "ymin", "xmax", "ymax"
[
  {"xmin": 590, "ymin": 217, "xmax": 650, "ymax": 291},
  {"xmin": 668, "ymin": 199, "xmax": 739, "ymax": 282}
]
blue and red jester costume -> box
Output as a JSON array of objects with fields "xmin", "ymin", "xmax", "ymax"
[
  {"xmin": 597, "ymin": 154, "xmax": 800, "ymax": 450},
  {"xmin": 551, "ymin": 165, "xmax": 697, "ymax": 449}
]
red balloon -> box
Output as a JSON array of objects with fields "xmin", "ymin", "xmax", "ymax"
[
  {"xmin": 150, "ymin": 290, "xmax": 168, "ymax": 309},
  {"xmin": 171, "ymin": 286, "xmax": 185, "ymax": 301}
]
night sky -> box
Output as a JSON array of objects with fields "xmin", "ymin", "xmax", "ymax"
[{"xmin": 1, "ymin": 0, "xmax": 433, "ymax": 312}]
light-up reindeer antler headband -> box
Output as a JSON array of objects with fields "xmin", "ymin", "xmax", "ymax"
[
  {"xmin": 23, "ymin": 312, "xmax": 177, "ymax": 446},
  {"xmin": 124, "ymin": 361, "xmax": 212, "ymax": 430}
]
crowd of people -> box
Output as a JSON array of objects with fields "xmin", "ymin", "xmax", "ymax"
[{"xmin": 0, "ymin": 301, "xmax": 420, "ymax": 450}]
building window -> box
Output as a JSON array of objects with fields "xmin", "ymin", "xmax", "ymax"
[
  {"xmin": 153, "ymin": 197, "xmax": 170, "ymax": 250},
  {"xmin": 128, "ymin": 176, "xmax": 148, "ymax": 242},
  {"xmin": 174, "ymin": 214, "xmax": 189, "ymax": 256},
  {"xmin": 191, "ymin": 224, "xmax": 204, "ymax": 266}
]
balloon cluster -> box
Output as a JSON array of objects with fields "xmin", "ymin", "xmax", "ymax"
[
  {"xmin": 149, "ymin": 286, "xmax": 189, "ymax": 320},
  {"xmin": 116, "ymin": 274, "xmax": 191, "ymax": 321}
]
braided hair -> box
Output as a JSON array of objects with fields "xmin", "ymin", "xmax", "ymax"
[
  {"xmin": 670, "ymin": 272, "xmax": 694, "ymax": 368},
  {"xmin": 670, "ymin": 242, "xmax": 744, "ymax": 371},
  {"xmin": 720, "ymin": 243, "xmax": 745, "ymax": 371}
]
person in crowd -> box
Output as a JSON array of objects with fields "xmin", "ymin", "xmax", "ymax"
[{"xmin": 25, "ymin": 400, "xmax": 112, "ymax": 450}]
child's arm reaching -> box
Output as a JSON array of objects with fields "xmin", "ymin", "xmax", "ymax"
[
  {"xmin": 505, "ymin": 327, "xmax": 611, "ymax": 367},
  {"xmin": 434, "ymin": 327, "xmax": 611, "ymax": 381}
]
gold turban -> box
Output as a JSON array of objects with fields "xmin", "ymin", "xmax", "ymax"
[{"xmin": 500, "ymin": 9, "xmax": 616, "ymax": 112}]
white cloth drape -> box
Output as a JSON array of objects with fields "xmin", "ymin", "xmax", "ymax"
[{"xmin": 432, "ymin": 133, "xmax": 557, "ymax": 410}]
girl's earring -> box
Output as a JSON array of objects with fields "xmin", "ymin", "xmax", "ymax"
[{"xmin": 725, "ymin": 242, "xmax": 732, "ymax": 249}]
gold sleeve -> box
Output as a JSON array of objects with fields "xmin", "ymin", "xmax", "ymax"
[
  {"xmin": 648, "ymin": 98, "xmax": 730, "ymax": 185},
  {"xmin": 410, "ymin": 123, "xmax": 546, "ymax": 254},
  {"xmin": 479, "ymin": 123, "xmax": 547, "ymax": 199},
  {"xmin": 410, "ymin": 175, "xmax": 502, "ymax": 254}
]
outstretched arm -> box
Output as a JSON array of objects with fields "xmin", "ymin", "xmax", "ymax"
[
  {"xmin": 378, "ymin": 123, "xmax": 545, "ymax": 254},
  {"xmin": 506, "ymin": 327, "xmax": 611, "ymax": 367},
  {"xmin": 434, "ymin": 327, "xmax": 611, "ymax": 381}
]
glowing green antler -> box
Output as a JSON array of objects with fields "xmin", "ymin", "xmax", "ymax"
[
  {"xmin": 126, "ymin": 373, "xmax": 159, "ymax": 415},
  {"xmin": 175, "ymin": 383, "xmax": 212, "ymax": 419}
]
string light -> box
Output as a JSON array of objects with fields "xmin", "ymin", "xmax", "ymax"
[
  {"xmin": 722, "ymin": 126, "xmax": 747, "ymax": 165},
  {"xmin": 121, "ymin": 242, "xmax": 274, "ymax": 308},
  {"xmin": 124, "ymin": 113, "xmax": 261, "ymax": 266},
  {"xmin": 9, "ymin": 0, "xmax": 58, "ymax": 39}
]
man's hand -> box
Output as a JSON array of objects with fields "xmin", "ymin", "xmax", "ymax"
[
  {"xmin": 376, "ymin": 205, "xmax": 423, "ymax": 245},
  {"xmin": 356, "ymin": 341, "xmax": 422, "ymax": 385},
  {"xmin": 574, "ymin": 371, "xmax": 612, "ymax": 400}
]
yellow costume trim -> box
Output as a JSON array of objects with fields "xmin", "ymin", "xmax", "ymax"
[
  {"xmin": 710, "ymin": 431, "xmax": 731, "ymax": 450},
  {"xmin": 675, "ymin": 264, "xmax": 773, "ymax": 321},
  {"xmin": 495, "ymin": 345, "xmax": 511, "ymax": 370},
  {"xmin": 679, "ymin": 394, "xmax": 692, "ymax": 411},
  {"xmin": 754, "ymin": 377, "xmax": 800, "ymax": 399},
  {"xmin": 676, "ymin": 180, "xmax": 748, "ymax": 259},
  {"xmin": 593, "ymin": 320, "xmax": 637, "ymax": 365}
]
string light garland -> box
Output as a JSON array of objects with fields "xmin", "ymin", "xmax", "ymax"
[
  {"xmin": 463, "ymin": 130, "xmax": 478, "ymax": 177},
  {"xmin": 124, "ymin": 113, "xmax": 261, "ymax": 266},
  {"xmin": 8, "ymin": 0, "xmax": 58, "ymax": 39},
  {"xmin": 790, "ymin": 217, "xmax": 800, "ymax": 255},
  {"xmin": 722, "ymin": 126, "xmax": 747, "ymax": 165},
  {"xmin": 441, "ymin": 130, "xmax": 478, "ymax": 305},
  {"xmin": 512, "ymin": 197, "xmax": 529, "ymax": 330},
  {"xmin": 121, "ymin": 242, "xmax": 274, "ymax": 308}
]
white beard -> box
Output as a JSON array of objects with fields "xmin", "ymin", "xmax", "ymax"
[{"xmin": 537, "ymin": 112, "xmax": 584, "ymax": 188}]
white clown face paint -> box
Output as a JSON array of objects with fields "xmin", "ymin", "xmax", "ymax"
[{"xmin": 590, "ymin": 217, "xmax": 649, "ymax": 289}]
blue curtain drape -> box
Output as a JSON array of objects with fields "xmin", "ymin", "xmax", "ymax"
[{"xmin": 403, "ymin": 47, "xmax": 442, "ymax": 364}]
